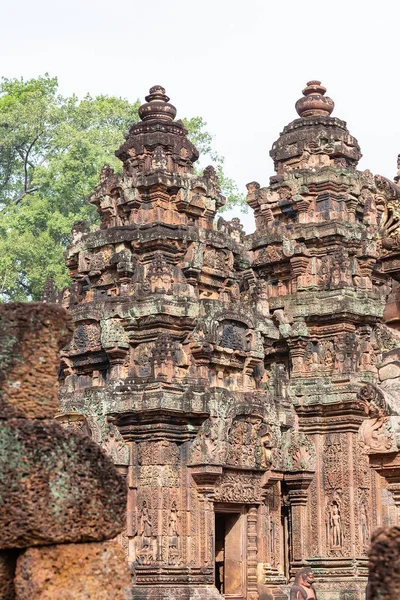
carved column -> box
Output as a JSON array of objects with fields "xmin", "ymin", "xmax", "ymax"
[
  {"xmin": 187, "ymin": 466, "xmax": 223, "ymax": 585},
  {"xmin": 247, "ymin": 505, "xmax": 258, "ymax": 600},
  {"xmin": 284, "ymin": 471, "xmax": 314, "ymax": 570},
  {"xmin": 261, "ymin": 473, "xmax": 286, "ymax": 586},
  {"xmin": 112, "ymin": 412, "xmax": 214, "ymax": 599}
]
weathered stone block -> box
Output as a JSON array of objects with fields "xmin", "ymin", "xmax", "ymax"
[
  {"xmin": 0, "ymin": 550, "xmax": 17, "ymax": 600},
  {"xmin": 380, "ymin": 348, "xmax": 400, "ymax": 367},
  {"xmin": 0, "ymin": 303, "xmax": 73, "ymax": 419},
  {"xmin": 379, "ymin": 361, "xmax": 400, "ymax": 381},
  {"xmin": 0, "ymin": 418, "xmax": 126, "ymax": 548},
  {"xmin": 14, "ymin": 542, "xmax": 132, "ymax": 600},
  {"xmin": 368, "ymin": 526, "xmax": 400, "ymax": 600}
]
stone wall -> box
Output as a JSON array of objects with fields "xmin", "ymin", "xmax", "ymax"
[{"xmin": 0, "ymin": 303, "xmax": 132, "ymax": 599}]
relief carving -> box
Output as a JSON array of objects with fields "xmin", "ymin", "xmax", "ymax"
[
  {"xmin": 213, "ymin": 471, "xmax": 262, "ymax": 503},
  {"xmin": 135, "ymin": 500, "xmax": 156, "ymax": 564},
  {"xmin": 326, "ymin": 495, "xmax": 343, "ymax": 549},
  {"xmin": 281, "ymin": 431, "xmax": 316, "ymax": 472}
]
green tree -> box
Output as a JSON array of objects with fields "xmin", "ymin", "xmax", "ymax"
[{"xmin": 0, "ymin": 75, "xmax": 245, "ymax": 302}]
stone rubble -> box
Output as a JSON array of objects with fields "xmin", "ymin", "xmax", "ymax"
[{"xmin": 0, "ymin": 303, "xmax": 131, "ymax": 599}]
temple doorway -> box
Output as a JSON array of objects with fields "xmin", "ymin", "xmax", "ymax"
[{"xmin": 214, "ymin": 506, "xmax": 246, "ymax": 599}]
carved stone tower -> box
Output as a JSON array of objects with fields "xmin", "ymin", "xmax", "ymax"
[
  {"xmin": 247, "ymin": 80, "xmax": 400, "ymax": 599},
  {"xmin": 58, "ymin": 82, "xmax": 400, "ymax": 600},
  {"xmin": 59, "ymin": 86, "xmax": 294, "ymax": 600}
]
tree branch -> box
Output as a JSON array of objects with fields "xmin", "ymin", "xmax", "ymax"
[
  {"xmin": 13, "ymin": 186, "xmax": 39, "ymax": 204},
  {"xmin": 13, "ymin": 136, "xmax": 40, "ymax": 204},
  {"xmin": 23, "ymin": 136, "xmax": 39, "ymax": 191}
]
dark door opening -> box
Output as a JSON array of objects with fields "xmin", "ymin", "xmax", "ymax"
[{"xmin": 215, "ymin": 511, "xmax": 244, "ymax": 597}]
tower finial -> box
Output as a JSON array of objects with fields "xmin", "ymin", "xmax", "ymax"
[
  {"xmin": 138, "ymin": 85, "xmax": 177, "ymax": 122},
  {"xmin": 295, "ymin": 80, "xmax": 334, "ymax": 118}
]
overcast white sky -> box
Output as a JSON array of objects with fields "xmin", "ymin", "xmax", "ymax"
[{"xmin": 2, "ymin": 0, "xmax": 399, "ymax": 230}]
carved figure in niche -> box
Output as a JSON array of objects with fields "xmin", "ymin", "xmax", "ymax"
[
  {"xmin": 189, "ymin": 417, "xmax": 220, "ymax": 464},
  {"xmin": 112, "ymin": 249, "xmax": 136, "ymax": 278},
  {"xmin": 151, "ymin": 145, "xmax": 168, "ymax": 171},
  {"xmin": 278, "ymin": 186, "xmax": 291, "ymax": 201},
  {"xmin": 343, "ymin": 332, "xmax": 357, "ymax": 372},
  {"xmin": 361, "ymin": 187, "xmax": 378, "ymax": 226},
  {"xmin": 357, "ymin": 326, "xmax": 377, "ymax": 372},
  {"xmin": 180, "ymin": 146, "xmax": 189, "ymax": 160},
  {"xmin": 255, "ymin": 279, "xmax": 270, "ymax": 316},
  {"xmin": 135, "ymin": 344, "xmax": 153, "ymax": 378},
  {"xmin": 168, "ymin": 501, "xmax": 179, "ymax": 550},
  {"xmin": 253, "ymin": 362, "xmax": 265, "ymax": 390},
  {"xmin": 219, "ymin": 280, "xmax": 240, "ymax": 303},
  {"xmin": 330, "ymin": 254, "xmax": 342, "ymax": 287},
  {"xmin": 269, "ymin": 363, "xmax": 290, "ymax": 401},
  {"xmin": 203, "ymin": 247, "xmax": 230, "ymax": 272},
  {"xmin": 339, "ymin": 252, "xmax": 352, "ymax": 287},
  {"xmin": 266, "ymin": 245, "xmax": 284, "ymax": 263},
  {"xmin": 342, "ymin": 337, "xmax": 354, "ymax": 372},
  {"xmin": 55, "ymin": 413, "xmax": 91, "ymax": 437},
  {"xmin": 228, "ymin": 281, "xmax": 240, "ymax": 303},
  {"xmin": 137, "ymin": 500, "xmax": 153, "ymax": 552},
  {"xmin": 146, "ymin": 253, "xmax": 173, "ymax": 294},
  {"xmin": 220, "ymin": 321, "xmax": 246, "ymax": 350},
  {"xmin": 190, "ymin": 402, "xmax": 232, "ymax": 465},
  {"xmin": 304, "ymin": 341, "xmax": 320, "ymax": 370},
  {"xmin": 327, "ymin": 500, "xmax": 342, "ymax": 548},
  {"xmin": 321, "ymin": 339, "xmax": 334, "ymax": 370},
  {"xmin": 360, "ymin": 501, "xmax": 370, "ymax": 548},
  {"xmin": 290, "ymin": 567, "xmax": 317, "ymax": 600},
  {"xmin": 261, "ymin": 430, "xmax": 273, "ymax": 469},
  {"xmin": 319, "ymin": 255, "xmax": 330, "ymax": 289},
  {"xmin": 152, "ymin": 334, "xmax": 178, "ymax": 380}
]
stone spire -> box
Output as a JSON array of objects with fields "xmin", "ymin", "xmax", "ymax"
[
  {"xmin": 115, "ymin": 84, "xmax": 199, "ymax": 177},
  {"xmin": 138, "ymin": 85, "xmax": 177, "ymax": 122},
  {"xmin": 269, "ymin": 80, "xmax": 361, "ymax": 175},
  {"xmin": 295, "ymin": 80, "xmax": 335, "ymax": 118}
]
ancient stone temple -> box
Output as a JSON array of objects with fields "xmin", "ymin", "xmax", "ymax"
[{"xmin": 58, "ymin": 81, "xmax": 400, "ymax": 600}]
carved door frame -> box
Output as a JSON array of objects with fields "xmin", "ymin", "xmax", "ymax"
[{"xmin": 214, "ymin": 503, "xmax": 249, "ymax": 600}]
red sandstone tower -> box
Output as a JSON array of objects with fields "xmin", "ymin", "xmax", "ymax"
[{"xmin": 58, "ymin": 83, "xmax": 400, "ymax": 600}]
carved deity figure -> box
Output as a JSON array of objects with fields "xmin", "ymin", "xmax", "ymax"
[
  {"xmin": 290, "ymin": 567, "xmax": 317, "ymax": 600},
  {"xmin": 138, "ymin": 501, "xmax": 153, "ymax": 550},
  {"xmin": 328, "ymin": 502, "xmax": 342, "ymax": 548},
  {"xmin": 360, "ymin": 502, "xmax": 370, "ymax": 548},
  {"xmin": 261, "ymin": 431, "xmax": 273, "ymax": 468},
  {"xmin": 273, "ymin": 363, "xmax": 289, "ymax": 400},
  {"xmin": 168, "ymin": 501, "xmax": 179, "ymax": 549}
]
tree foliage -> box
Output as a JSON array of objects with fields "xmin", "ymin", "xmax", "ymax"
[{"xmin": 0, "ymin": 75, "xmax": 244, "ymax": 301}]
